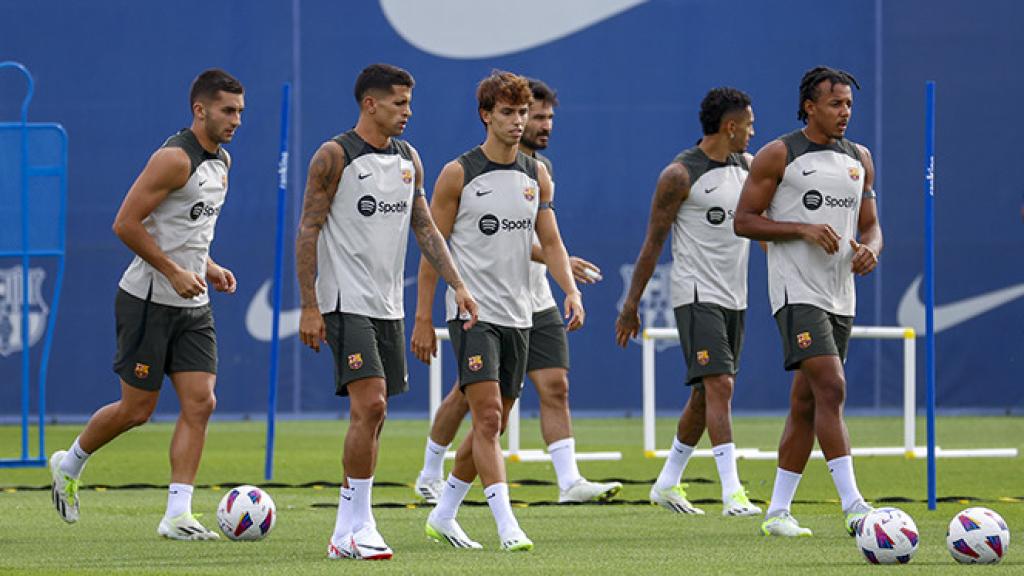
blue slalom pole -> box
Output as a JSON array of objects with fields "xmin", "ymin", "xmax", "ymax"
[
  {"xmin": 265, "ymin": 83, "xmax": 291, "ymax": 481},
  {"xmin": 924, "ymin": 81, "xmax": 936, "ymax": 510}
]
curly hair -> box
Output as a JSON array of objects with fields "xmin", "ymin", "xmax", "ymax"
[
  {"xmin": 477, "ymin": 70, "xmax": 533, "ymax": 114},
  {"xmin": 699, "ymin": 87, "xmax": 751, "ymax": 135},
  {"xmin": 798, "ymin": 66, "xmax": 860, "ymax": 123}
]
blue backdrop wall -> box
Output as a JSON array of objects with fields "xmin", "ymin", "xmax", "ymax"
[{"xmin": 1, "ymin": 0, "xmax": 1021, "ymax": 419}]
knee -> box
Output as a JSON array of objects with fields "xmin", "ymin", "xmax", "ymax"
[
  {"xmin": 121, "ymin": 399, "xmax": 157, "ymax": 428},
  {"xmin": 473, "ymin": 405, "xmax": 503, "ymax": 438},
  {"xmin": 538, "ymin": 376, "xmax": 569, "ymax": 409},
  {"xmin": 352, "ymin": 395, "xmax": 388, "ymax": 427},
  {"xmin": 813, "ymin": 378, "xmax": 846, "ymax": 410},
  {"xmin": 183, "ymin": 391, "xmax": 217, "ymax": 422},
  {"xmin": 703, "ymin": 375, "xmax": 734, "ymax": 405}
]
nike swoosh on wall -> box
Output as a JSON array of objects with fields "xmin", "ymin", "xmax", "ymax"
[
  {"xmin": 896, "ymin": 274, "xmax": 1024, "ymax": 335},
  {"xmin": 245, "ymin": 277, "xmax": 418, "ymax": 341},
  {"xmin": 380, "ymin": 0, "xmax": 647, "ymax": 59}
]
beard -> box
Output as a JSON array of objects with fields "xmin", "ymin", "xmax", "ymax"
[{"xmin": 521, "ymin": 132, "xmax": 549, "ymax": 150}]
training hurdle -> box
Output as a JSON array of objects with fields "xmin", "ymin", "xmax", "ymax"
[
  {"xmin": 641, "ymin": 326, "xmax": 1017, "ymax": 460},
  {"xmin": 429, "ymin": 328, "xmax": 622, "ymax": 463}
]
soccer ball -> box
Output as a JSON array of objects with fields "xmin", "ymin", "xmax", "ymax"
[
  {"xmin": 855, "ymin": 507, "xmax": 920, "ymax": 564},
  {"xmin": 216, "ymin": 485, "xmax": 277, "ymax": 541},
  {"xmin": 946, "ymin": 507, "xmax": 1010, "ymax": 564}
]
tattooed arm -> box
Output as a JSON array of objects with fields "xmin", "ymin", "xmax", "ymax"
[
  {"xmin": 295, "ymin": 141, "xmax": 344, "ymax": 352},
  {"xmin": 614, "ymin": 162, "xmax": 690, "ymax": 347}
]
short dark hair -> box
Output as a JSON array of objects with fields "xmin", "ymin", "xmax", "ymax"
[
  {"xmin": 527, "ymin": 78, "xmax": 559, "ymax": 107},
  {"xmin": 699, "ymin": 87, "xmax": 751, "ymax": 135},
  {"xmin": 189, "ymin": 68, "xmax": 244, "ymax": 106},
  {"xmin": 798, "ymin": 66, "xmax": 860, "ymax": 123},
  {"xmin": 354, "ymin": 63, "xmax": 415, "ymax": 103}
]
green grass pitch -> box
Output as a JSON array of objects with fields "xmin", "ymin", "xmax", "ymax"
[{"xmin": 2, "ymin": 415, "xmax": 1021, "ymax": 574}]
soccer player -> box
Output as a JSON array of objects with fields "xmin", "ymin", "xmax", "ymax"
[
  {"xmin": 734, "ymin": 66, "xmax": 882, "ymax": 537},
  {"xmin": 616, "ymin": 88, "xmax": 762, "ymax": 517},
  {"xmin": 412, "ymin": 78, "xmax": 620, "ymax": 504},
  {"xmin": 295, "ymin": 64, "xmax": 478, "ymax": 560},
  {"xmin": 48, "ymin": 69, "xmax": 244, "ymax": 540},
  {"xmin": 413, "ymin": 71, "xmax": 584, "ymax": 551}
]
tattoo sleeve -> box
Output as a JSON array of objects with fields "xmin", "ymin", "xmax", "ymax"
[
  {"xmin": 411, "ymin": 197, "xmax": 463, "ymax": 289},
  {"xmin": 623, "ymin": 165, "xmax": 688, "ymax": 309},
  {"xmin": 295, "ymin": 144, "xmax": 341, "ymax": 308}
]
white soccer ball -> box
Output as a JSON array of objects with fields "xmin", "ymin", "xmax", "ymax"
[
  {"xmin": 216, "ymin": 485, "xmax": 277, "ymax": 541},
  {"xmin": 946, "ymin": 507, "xmax": 1010, "ymax": 564},
  {"xmin": 855, "ymin": 507, "xmax": 920, "ymax": 564}
]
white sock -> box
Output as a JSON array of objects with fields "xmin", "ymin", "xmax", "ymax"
[
  {"xmin": 420, "ymin": 438, "xmax": 449, "ymax": 480},
  {"xmin": 432, "ymin": 473, "xmax": 472, "ymax": 521},
  {"xmin": 60, "ymin": 437, "xmax": 90, "ymax": 479},
  {"xmin": 165, "ymin": 483, "xmax": 193, "ymax": 519},
  {"xmin": 654, "ymin": 437, "xmax": 694, "ymax": 491},
  {"xmin": 827, "ymin": 455, "xmax": 865, "ymax": 512},
  {"xmin": 484, "ymin": 482, "xmax": 520, "ymax": 539},
  {"xmin": 332, "ymin": 486, "xmax": 354, "ymax": 542},
  {"xmin": 347, "ymin": 476, "xmax": 375, "ymax": 532},
  {"xmin": 712, "ymin": 442, "xmax": 742, "ymax": 500},
  {"xmin": 548, "ymin": 437, "xmax": 582, "ymax": 491},
  {"xmin": 766, "ymin": 468, "xmax": 802, "ymax": 517}
]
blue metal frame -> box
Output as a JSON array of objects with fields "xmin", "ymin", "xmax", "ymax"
[{"xmin": 0, "ymin": 61, "xmax": 68, "ymax": 468}]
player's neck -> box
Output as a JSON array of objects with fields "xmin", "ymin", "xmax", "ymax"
[
  {"xmin": 353, "ymin": 119, "xmax": 391, "ymax": 149},
  {"xmin": 801, "ymin": 125, "xmax": 835, "ymax": 146},
  {"xmin": 518, "ymin": 142, "xmax": 536, "ymax": 158},
  {"xmin": 481, "ymin": 136, "xmax": 518, "ymax": 165},
  {"xmin": 698, "ymin": 135, "xmax": 731, "ymax": 162},
  {"xmin": 189, "ymin": 125, "xmax": 220, "ymax": 154}
]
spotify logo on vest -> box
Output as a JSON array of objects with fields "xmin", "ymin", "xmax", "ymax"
[
  {"xmin": 706, "ymin": 207, "xmax": 727, "ymax": 225},
  {"xmin": 478, "ymin": 214, "xmax": 499, "ymax": 236},
  {"xmin": 357, "ymin": 195, "xmax": 378, "ymax": 216},
  {"xmin": 802, "ymin": 190, "xmax": 823, "ymax": 211},
  {"xmin": 189, "ymin": 202, "xmax": 219, "ymax": 220}
]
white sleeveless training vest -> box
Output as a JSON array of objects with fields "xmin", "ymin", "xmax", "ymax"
[
  {"xmin": 445, "ymin": 147, "xmax": 539, "ymax": 328},
  {"xmin": 766, "ymin": 130, "xmax": 866, "ymax": 316},
  {"xmin": 316, "ymin": 130, "xmax": 416, "ymax": 319},
  {"xmin": 670, "ymin": 147, "xmax": 750, "ymax": 310},
  {"xmin": 119, "ymin": 129, "xmax": 229, "ymax": 308}
]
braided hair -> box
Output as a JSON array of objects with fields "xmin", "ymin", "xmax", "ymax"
[{"xmin": 797, "ymin": 66, "xmax": 860, "ymax": 123}]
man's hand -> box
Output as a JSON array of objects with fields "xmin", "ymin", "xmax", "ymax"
[
  {"xmin": 299, "ymin": 307, "xmax": 325, "ymax": 352},
  {"xmin": 849, "ymin": 239, "xmax": 879, "ymax": 275},
  {"xmin": 410, "ymin": 317, "xmax": 437, "ymax": 364},
  {"xmin": 206, "ymin": 262, "xmax": 237, "ymax": 293},
  {"xmin": 569, "ymin": 256, "xmax": 602, "ymax": 284},
  {"xmin": 563, "ymin": 292, "xmax": 585, "ymax": 332},
  {"xmin": 168, "ymin": 265, "xmax": 206, "ymax": 299},
  {"xmin": 453, "ymin": 285, "xmax": 478, "ymax": 330},
  {"xmin": 615, "ymin": 303, "xmax": 641, "ymax": 348},
  {"xmin": 801, "ymin": 223, "xmax": 841, "ymax": 254}
]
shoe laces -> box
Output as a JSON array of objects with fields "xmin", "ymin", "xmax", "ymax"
[
  {"xmin": 730, "ymin": 489, "xmax": 754, "ymax": 506},
  {"xmin": 64, "ymin": 476, "xmax": 80, "ymax": 500},
  {"xmin": 670, "ymin": 483, "xmax": 690, "ymax": 499}
]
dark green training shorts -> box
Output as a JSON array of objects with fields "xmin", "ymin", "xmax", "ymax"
[{"xmin": 113, "ymin": 289, "xmax": 217, "ymax": 391}]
